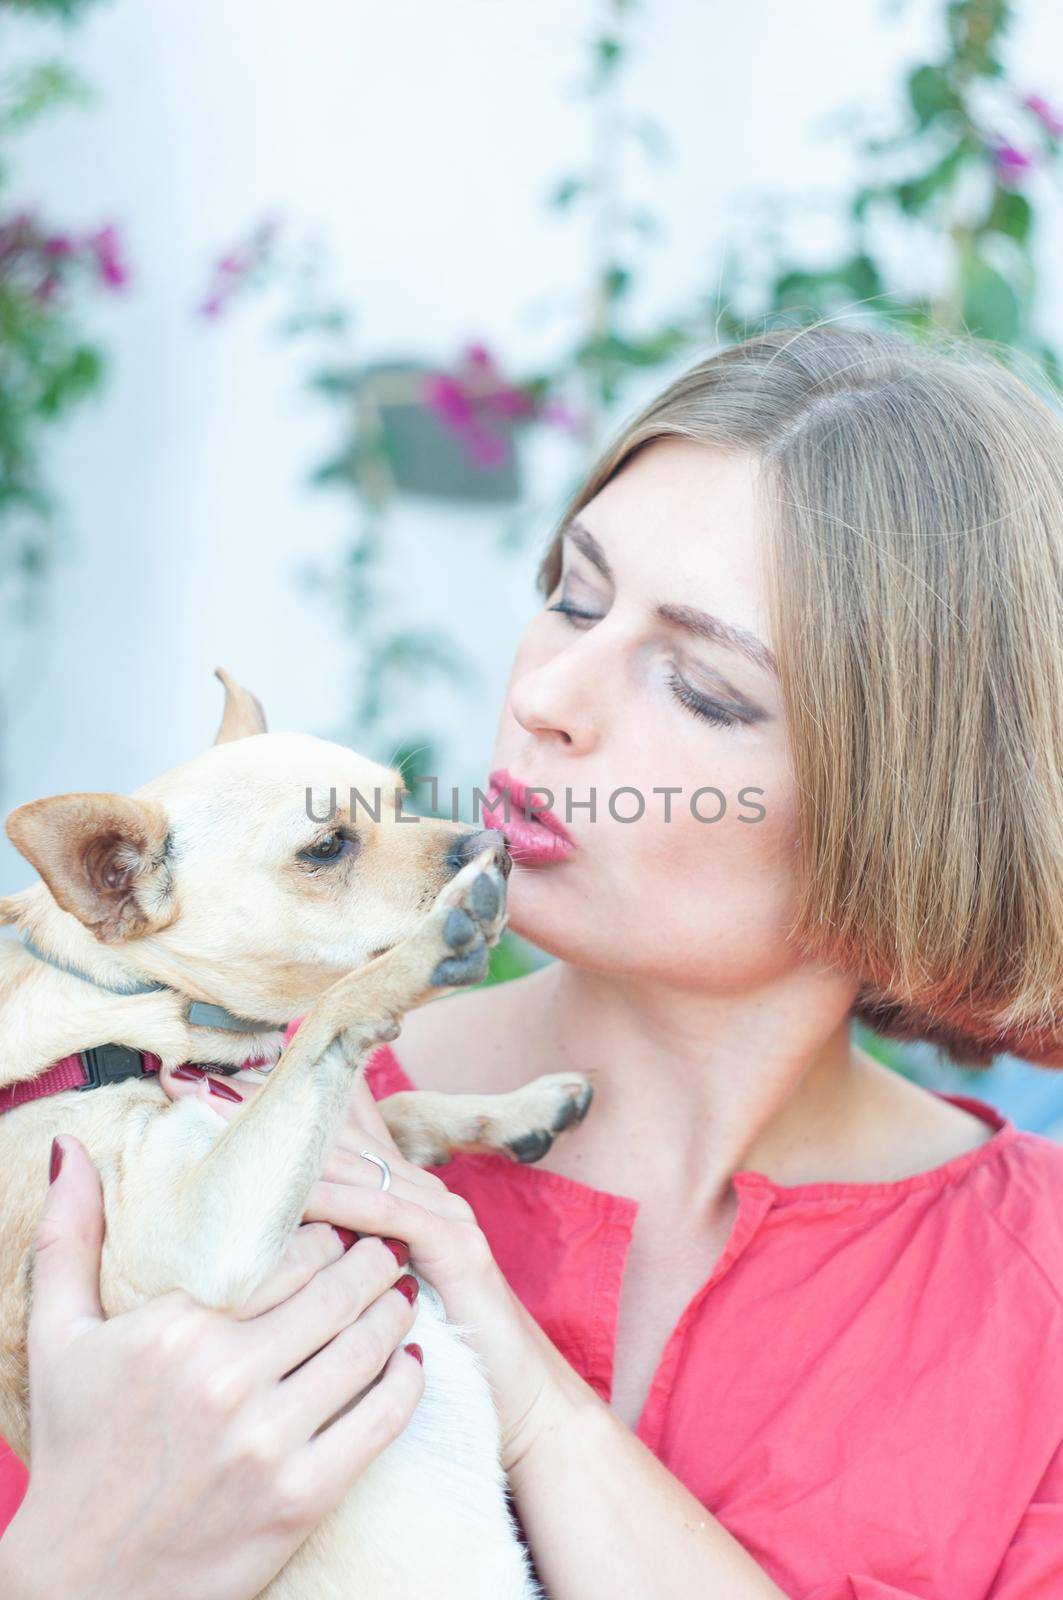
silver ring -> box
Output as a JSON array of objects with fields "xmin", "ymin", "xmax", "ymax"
[{"xmin": 360, "ymin": 1149, "xmax": 392, "ymax": 1192}]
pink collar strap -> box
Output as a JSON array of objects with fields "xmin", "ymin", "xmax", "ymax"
[
  {"xmin": 0, "ymin": 1041, "xmax": 273, "ymax": 1117},
  {"xmin": 0, "ymin": 1043, "xmax": 163, "ymax": 1115}
]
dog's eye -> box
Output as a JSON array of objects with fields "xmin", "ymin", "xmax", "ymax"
[{"xmin": 300, "ymin": 830, "xmax": 358, "ymax": 864}]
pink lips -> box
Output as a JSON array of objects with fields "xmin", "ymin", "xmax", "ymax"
[{"xmin": 482, "ymin": 767, "xmax": 577, "ymax": 866}]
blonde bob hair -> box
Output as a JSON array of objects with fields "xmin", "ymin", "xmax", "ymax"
[{"xmin": 536, "ymin": 322, "xmax": 1063, "ymax": 1068}]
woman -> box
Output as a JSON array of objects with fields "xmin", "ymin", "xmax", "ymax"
[{"xmin": 2, "ymin": 322, "xmax": 1061, "ymax": 1597}]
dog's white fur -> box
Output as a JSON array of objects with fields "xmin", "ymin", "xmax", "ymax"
[{"xmin": 0, "ymin": 671, "xmax": 591, "ymax": 1598}]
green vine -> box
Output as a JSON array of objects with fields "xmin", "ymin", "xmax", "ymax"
[{"xmin": 0, "ymin": 0, "xmax": 127, "ymax": 622}]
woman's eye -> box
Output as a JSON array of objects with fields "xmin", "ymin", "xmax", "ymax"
[
  {"xmin": 301, "ymin": 831, "xmax": 357, "ymax": 863},
  {"xmin": 667, "ymin": 669, "xmax": 738, "ymax": 730},
  {"xmin": 547, "ymin": 599, "xmax": 601, "ymax": 627}
]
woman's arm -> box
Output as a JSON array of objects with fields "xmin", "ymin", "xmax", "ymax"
[{"xmin": 503, "ymin": 1285, "xmax": 789, "ymax": 1600}]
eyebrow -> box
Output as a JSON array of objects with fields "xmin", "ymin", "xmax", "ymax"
[{"xmin": 563, "ymin": 519, "xmax": 779, "ymax": 678}]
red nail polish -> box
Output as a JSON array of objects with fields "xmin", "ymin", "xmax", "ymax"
[
  {"xmin": 404, "ymin": 1343, "xmax": 424, "ymax": 1365},
  {"xmin": 382, "ymin": 1237, "xmax": 410, "ymax": 1267},
  {"xmin": 333, "ymin": 1226, "xmax": 358, "ymax": 1251},
  {"xmin": 171, "ymin": 1065, "xmax": 207, "ymax": 1083},
  {"xmin": 207, "ymin": 1077, "xmax": 243, "ymax": 1103},
  {"xmin": 48, "ymin": 1137, "xmax": 63, "ymax": 1184},
  {"xmin": 394, "ymin": 1274, "xmax": 419, "ymax": 1304}
]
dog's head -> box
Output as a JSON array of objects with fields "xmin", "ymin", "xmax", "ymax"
[{"xmin": 4, "ymin": 668, "xmax": 507, "ymax": 1021}]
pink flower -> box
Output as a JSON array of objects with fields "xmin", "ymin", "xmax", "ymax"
[
  {"xmin": 86, "ymin": 224, "xmax": 130, "ymax": 289},
  {"xmin": 483, "ymin": 384, "xmax": 535, "ymax": 421},
  {"xmin": 542, "ymin": 397, "xmax": 585, "ymax": 435},
  {"xmin": 991, "ymin": 141, "xmax": 1034, "ymax": 186},
  {"xmin": 464, "ymin": 426, "xmax": 509, "ymax": 470},
  {"xmin": 423, "ymin": 374, "xmax": 475, "ymax": 429},
  {"xmin": 1023, "ymin": 92, "xmax": 1063, "ymax": 138},
  {"xmin": 196, "ymin": 217, "xmax": 279, "ymax": 320}
]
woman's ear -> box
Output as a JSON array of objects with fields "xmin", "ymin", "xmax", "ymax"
[{"xmin": 5, "ymin": 792, "xmax": 175, "ymax": 943}]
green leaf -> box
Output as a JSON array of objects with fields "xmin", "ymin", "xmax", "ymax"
[
  {"xmin": 602, "ymin": 264, "xmax": 632, "ymax": 302},
  {"xmin": 985, "ymin": 187, "xmax": 1032, "ymax": 243},
  {"xmin": 0, "ymin": 61, "xmax": 91, "ymax": 131},
  {"xmin": 485, "ymin": 930, "xmax": 539, "ymax": 987},
  {"xmin": 838, "ymin": 252, "xmax": 884, "ymax": 301},
  {"xmin": 309, "ymin": 367, "xmax": 360, "ymax": 396},
  {"xmin": 593, "ymin": 36, "xmax": 624, "ymax": 78},
  {"xmin": 549, "ymin": 175, "xmax": 588, "ymax": 210},
  {"xmin": 906, "ymin": 64, "xmax": 957, "ymax": 128},
  {"xmin": 894, "ymin": 143, "xmax": 968, "ymax": 216},
  {"xmin": 960, "ymin": 254, "xmax": 1020, "ymax": 343},
  {"xmin": 36, "ymin": 345, "xmax": 103, "ymax": 418}
]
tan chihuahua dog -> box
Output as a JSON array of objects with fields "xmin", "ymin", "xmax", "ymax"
[{"xmin": 0, "ymin": 670, "xmax": 592, "ymax": 1599}]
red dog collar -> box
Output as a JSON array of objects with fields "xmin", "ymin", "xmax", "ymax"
[{"xmin": 0, "ymin": 1041, "xmax": 270, "ymax": 1116}]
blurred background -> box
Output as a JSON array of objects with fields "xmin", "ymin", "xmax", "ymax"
[{"xmin": 1, "ymin": 0, "xmax": 1061, "ymax": 1131}]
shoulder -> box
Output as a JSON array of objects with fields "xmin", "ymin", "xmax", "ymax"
[
  {"xmin": 969, "ymin": 1126, "xmax": 1063, "ymax": 1309},
  {"xmin": 385, "ymin": 961, "xmax": 556, "ymax": 1096}
]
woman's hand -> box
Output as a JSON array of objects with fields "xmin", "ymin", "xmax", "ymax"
[
  {"xmin": 0, "ymin": 1134, "xmax": 425, "ymax": 1600},
  {"xmin": 164, "ymin": 1063, "xmax": 574, "ymax": 1471}
]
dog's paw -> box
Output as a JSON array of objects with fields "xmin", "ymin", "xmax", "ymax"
[
  {"xmin": 425, "ymin": 847, "xmax": 508, "ymax": 992},
  {"xmin": 501, "ymin": 1072, "xmax": 594, "ymax": 1163},
  {"xmin": 336, "ymin": 1009, "xmax": 403, "ymax": 1062}
]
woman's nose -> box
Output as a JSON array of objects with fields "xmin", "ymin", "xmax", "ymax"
[{"xmin": 508, "ymin": 653, "xmax": 599, "ymax": 754}]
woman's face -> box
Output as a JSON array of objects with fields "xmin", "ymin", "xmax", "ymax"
[{"xmin": 486, "ymin": 438, "xmax": 805, "ymax": 991}]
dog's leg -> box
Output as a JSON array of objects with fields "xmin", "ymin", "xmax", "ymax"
[
  {"xmin": 104, "ymin": 848, "xmax": 509, "ymax": 1312},
  {"xmin": 376, "ymin": 1074, "xmax": 593, "ymax": 1167}
]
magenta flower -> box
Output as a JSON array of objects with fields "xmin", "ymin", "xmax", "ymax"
[
  {"xmin": 422, "ymin": 343, "xmax": 585, "ymax": 470},
  {"xmin": 196, "ymin": 217, "xmax": 279, "ymax": 318},
  {"xmin": 465, "ymin": 426, "xmax": 509, "ymax": 470},
  {"xmin": 991, "ymin": 141, "xmax": 1035, "ymax": 187},
  {"xmin": 423, "ymin": 374, "xmax": 476, "ymax": 428},
  {"xmin": 542, "ymin": 397, "xmax": 585, "ymax": 435},
  {"xmin": 0, "ymin": 211, "xmax": 131, "ymax": 304},
  {"xmin": 86, "ymin": 225, "xmax": 130, "ymax": 289},
  {"xmin": 1023, "ymin": 92, "xmax": 1063, "ymax": 138}
]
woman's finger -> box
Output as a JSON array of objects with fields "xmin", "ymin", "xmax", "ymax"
[
  {"xmin": 294, "ymin": 1344, "xmax": 426, "ymax": 1519},
  {"xmin": 160, "ymin": 1064, "xmax": 261, "ymax": 1117},
  {"xmin": 302, "ymin": 1181, "xmax": 483, "ymax": 1286},
  {"xmin": 277, "ymin": 1274, "xmax": 420, "ymax": 1444},
  {"xmin": 249, "ymin": 1233, "xmax": 410, "ymax": 1379},
  {"xmin": 307, "ymin": 1174, "xmax": 471, "ymax": 1228},
  {"xmin": 319, "ymin": 1139, "xmax": 443, "ymax": 1192},
  {"xmin": 342, "ymin": 1070, "xmax": 402, "ymax": 1151},
  {"xmin": 236, "ymin": 1223, "xmax": 345, "ymax": 1319}
]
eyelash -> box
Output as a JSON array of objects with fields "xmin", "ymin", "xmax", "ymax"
[{"xmin": 546, "ymin": 600, "xmax": 738, "ymax": 730}]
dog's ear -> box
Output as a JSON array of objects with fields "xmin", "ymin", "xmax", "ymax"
[
  {"xmin": 5, "ymin": 793, "xmax": 174, "ymax": 943},
  {"xmin": 213, "ymin": 666, "xmax": 268, "ymax": 744}
]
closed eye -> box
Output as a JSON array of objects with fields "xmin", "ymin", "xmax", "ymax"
[
  {"xmin": 547, "ymin": 597, "xmax": 742, "ymax": 730},
  {"xmin": 547, "ymin": 599, "xmax": 601, "ymax": 625}
]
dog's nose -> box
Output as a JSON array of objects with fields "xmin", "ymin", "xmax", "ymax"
[{"xmin": 445, "ymin": 827, "xmax": 512, "ymax": 880}]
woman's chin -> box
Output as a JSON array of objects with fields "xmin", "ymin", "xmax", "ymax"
[{"xmin": 505, "ymin": 871, "xmax": 567, "ymax": 938}]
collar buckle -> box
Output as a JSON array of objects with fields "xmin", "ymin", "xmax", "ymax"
[{"xmin": 78, "ymin": 1043, "xmax": 149, "ymax": 1090}]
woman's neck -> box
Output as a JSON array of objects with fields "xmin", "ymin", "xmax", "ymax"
[{"xmin": 528, "ymin": 958, "xmax": 874, "ymax": 1205}]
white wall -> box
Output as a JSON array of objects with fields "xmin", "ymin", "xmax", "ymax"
[{"xmin": 1, "ymin": 0, "xmax": 1062, "ymax": 907}]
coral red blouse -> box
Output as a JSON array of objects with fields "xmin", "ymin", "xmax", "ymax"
[
  {"xmin": 3, "ymin": 1047, "xmax": 1063, "ymax": 1598},
  {"xmin": 364, "ymin": 1046, "xmax": 1063, "ymax": 1599}
]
